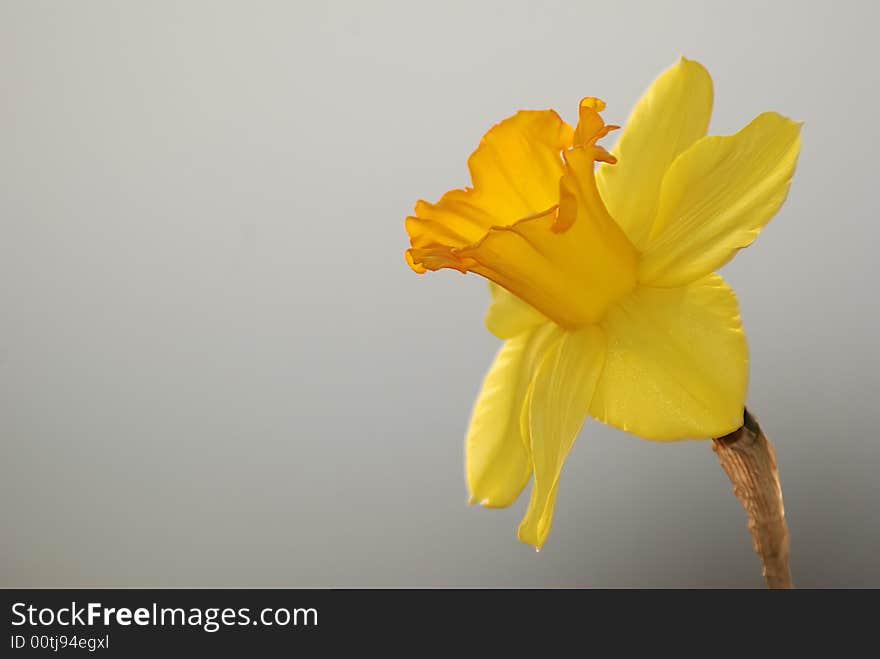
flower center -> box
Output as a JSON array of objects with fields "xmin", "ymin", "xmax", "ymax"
[{"xmin": 405, "ymin": 97, "xmax": 638, "ymax": 329}]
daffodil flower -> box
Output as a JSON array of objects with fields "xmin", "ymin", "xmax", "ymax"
[{"xmin": 405, "ymin": 58, "xmax": 801, "ymax": 549}]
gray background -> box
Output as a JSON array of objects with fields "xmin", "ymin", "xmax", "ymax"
[{"xmin": 1, "ymin": 1, "xmax": 877, "ymax": 587}]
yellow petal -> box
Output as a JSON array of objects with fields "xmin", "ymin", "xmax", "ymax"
[
  {"xmin": 572, "ymin": 96, "xmax": 619, "ymax": 156},
  {"xmin": 638, "ymin": 112, "xmax": 802, "ymax": 286},
  {"xmin": 467, "ymin": 324, "xmax": 560, "ymax": 508},
  {"xmin": 517, "ymin": 326, "xmax": 606, "ymax": 549},
  {"xmin": 591, "ymin": 274, "xmax": 747, "ymax": 440},
  {"xmin": 484, "ymin": 282, "xmax": 546, "ymax": 339},
  {"xmin": 596, "ymin": 57, "xmax": 713, "ymax": 250},
  {"xmin": 405, "ymin": 110, "xmax": 574, "ymax": 261}
]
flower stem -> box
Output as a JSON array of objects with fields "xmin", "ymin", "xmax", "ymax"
[{"xmin": 712, "ymin": 408, "xmax": 792, "ymax": 589}]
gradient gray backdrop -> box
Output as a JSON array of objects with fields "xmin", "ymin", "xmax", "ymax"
[{"xmin": 2, "ymin": 1, "xmax": 878, "ymax": 587}]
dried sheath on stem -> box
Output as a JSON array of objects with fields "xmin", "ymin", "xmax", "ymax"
[{"xmin": 712, "ymin": 409, "xmax": 792, "ymax": 589}]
